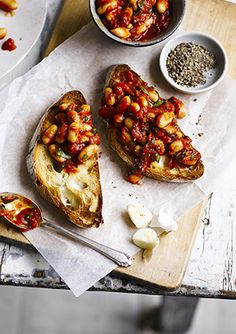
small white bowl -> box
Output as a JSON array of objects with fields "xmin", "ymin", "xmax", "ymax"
[
  {"xmin": 159, "ymin": 32, "xmax": 228, "ymax": 94},
  {"xmin": 90, "ymin": 0, "xmax": 186, "ymax": 47}
]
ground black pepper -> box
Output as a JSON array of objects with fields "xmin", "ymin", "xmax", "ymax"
[{"xmin": 166, "ymin": 42, "xmax": 216, "ymax": 87}]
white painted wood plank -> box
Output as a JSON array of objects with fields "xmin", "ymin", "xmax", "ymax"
[
  {"xmin": 1, "ymin": 187, "xmax": 236, "ymax": 296},
  {"xmin": 183, "ymin": 188, "xmax": 236, "ymax": 295}
]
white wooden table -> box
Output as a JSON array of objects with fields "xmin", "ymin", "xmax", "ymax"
[{"xmin": 0, "ymin": 0, "xmax": 236, "ymax": 299}]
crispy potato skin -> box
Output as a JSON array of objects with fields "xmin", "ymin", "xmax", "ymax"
[
  {"xmin": 104, "ymin": 65, "xmax": 204, "ymax": 182},
  {"xmin": 27, "ymin": 91, "xmax": 103, "ymax": 228}
]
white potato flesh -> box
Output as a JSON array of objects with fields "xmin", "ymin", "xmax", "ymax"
[
  {"xmin": 127, "ymin": 204, "xmax": 153, "ymax": 228},
  {"xmin": 132, "ymin": 228, "xmax": 158, "ymax": 250}
]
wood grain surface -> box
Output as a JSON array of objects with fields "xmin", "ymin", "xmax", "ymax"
[
  {"xmin": 117, "ymin": 200, "xmax": 208, "ymax": 289},
  {"xmin": 45, "ymin": 0, "xmax": 236, "ymax": 79},
  {"xmin": 0, "ymin": 0, "xmax": 235, "ymax": 290},
  {"xmin": 44, "ymin": 0, "xmax": 90, "ymax": 57}
]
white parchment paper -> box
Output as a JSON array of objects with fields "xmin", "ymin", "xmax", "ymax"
[{"xmin": 1, "ymin": 22, "xmax": 236, "ymax": 296}]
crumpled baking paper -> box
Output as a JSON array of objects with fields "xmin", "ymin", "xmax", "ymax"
[{"xmin": 0, "ymin": 22, "xmax": 236, "ymax": 296}]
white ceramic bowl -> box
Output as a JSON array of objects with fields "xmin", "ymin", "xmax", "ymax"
[
  {"xmin": 90, "ymin": 0, "xmax": 186, "ymax": 47},
  {"xmin": 159, "ymin": 32, "xmax": 228, "ymax": 93}
]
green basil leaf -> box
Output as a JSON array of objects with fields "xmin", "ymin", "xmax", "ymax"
[
  {"xmin": 156, "ymin": 153, "xmax": 160, "ymax": 163},
  {"xmin": 138, "ymin": 0, "xmax": 146, "ymax": 9},
  {"xmin": 153, "ymin": 100, "xmax": 164, "ymax": 107},
  {"xmin": 56, "ymin": 148, "xmax": 71, "ymax": 159},
  {"xmin": 140, "ymin": 86, "xmax": 148, "ymax": 93}
]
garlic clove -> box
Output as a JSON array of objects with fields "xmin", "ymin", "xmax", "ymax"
[
  {"xmin": 150, "ymin": 208, "xmax": 178, "ymax": 233},
  {"xmin": 127, "ymin": 204, "xmax": 153, "ymax": 228},
  {"xmin": 132, "ymin": 228, "xmax": 158, "ymax": 250}
]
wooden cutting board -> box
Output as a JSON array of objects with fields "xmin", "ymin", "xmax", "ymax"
[{"xmin": 0, "ymin": 0, "xmax": 235, "ymax": 290}]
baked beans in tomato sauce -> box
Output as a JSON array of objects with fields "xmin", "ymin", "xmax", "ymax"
[
  {"xmin": 96, "ymin": 0, "xmax": 171, "ymax": 42},
  {"xmin": 99, "ymin": 67, "xmax": 201, "ymax": 184},
  {"xmin": 41, "ymin": 103, "xmax": 100, "ymax": 174}
]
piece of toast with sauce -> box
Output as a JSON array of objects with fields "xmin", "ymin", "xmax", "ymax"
[
  {"xmin": 99, "ymin": 64, "xmax": 204, "ymax": 184},
  {"xmin": 27, "ymin": 91, "xmax": 103, "ymax": 228}
]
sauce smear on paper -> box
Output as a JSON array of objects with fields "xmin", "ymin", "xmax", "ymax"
[{"xmin": 2, "ymin": 38, "xmax": 16, "ymax": 51}]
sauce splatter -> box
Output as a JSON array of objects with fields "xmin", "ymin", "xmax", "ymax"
[{"xmin": 2, "ymin": 37, "xmax": 16, "ymax": 51}]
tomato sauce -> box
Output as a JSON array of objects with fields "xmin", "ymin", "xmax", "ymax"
[
  {"xmin": 96, "ymin": 0, "xmax": 171, "ymax": 42},
  {"xmin": 139, "ymin": 12, "xmax": 171, "ymax": 41},
  {"xmin": 99, "ymin": 68, "xmax": 201, "ymax": 184},
  {"xmin": 41, "ymin": 102, "xmax": 100, "ymax": 174},
  {"xmin": 15, "ymin": 207, "xmax": 41, "ymax": 231},
  {"xmin": 0, "ymin": 194, "xmax": 41, "ymax": 231},
  {"xmin": 2, "ymin": 38, "xmax": 16, "ymax": 51},
  {"xmin": 65, "ymin": 160, "xmax": 78, "ymax": 174}
]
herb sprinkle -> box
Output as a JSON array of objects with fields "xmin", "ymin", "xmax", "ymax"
[{"xmin": 166, "ymin": 42, "xmax": 216, "ymax": 87}]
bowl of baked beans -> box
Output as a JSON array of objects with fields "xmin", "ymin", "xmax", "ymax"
[{"xmin": 90, "ymin": 0, "xmax": 185, "ymax": 46}]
